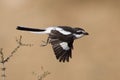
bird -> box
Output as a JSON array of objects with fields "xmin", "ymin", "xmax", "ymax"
[{"xmin": 16, "ymin": 26, "xmax": 89, "ymax": 62}]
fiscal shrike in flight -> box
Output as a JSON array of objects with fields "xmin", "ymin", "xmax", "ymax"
[{"xmin": 16, "ymin": 26, "xmax": 89, "ymax": 62}]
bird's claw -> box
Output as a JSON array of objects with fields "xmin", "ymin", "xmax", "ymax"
[{"xmin": 40, "ymin": 40, "xmax": 48, "ymax": 46}]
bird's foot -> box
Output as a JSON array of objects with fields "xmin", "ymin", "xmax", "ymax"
[{"xmin": 40, "ymin": 40, "xmax": 48, "ymax": 46}]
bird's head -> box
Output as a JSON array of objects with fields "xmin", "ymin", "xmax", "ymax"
[{"xmin": 73, "ymin": 27, "xmax": 89, "ymax": 39}]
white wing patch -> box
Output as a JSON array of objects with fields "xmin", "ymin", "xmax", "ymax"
[{"xmin": 60, "ymin": 42, "xmax": 70, "ymax": 50}]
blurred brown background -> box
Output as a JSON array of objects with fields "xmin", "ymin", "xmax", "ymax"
[{"xmin": 0, "ymin": 0, "xmax": 120, "ymax": 80}]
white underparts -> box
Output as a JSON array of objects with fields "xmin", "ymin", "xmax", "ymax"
[{"xmin": 60, "ymin": 42, "xmax": 70, "ymax": 50}]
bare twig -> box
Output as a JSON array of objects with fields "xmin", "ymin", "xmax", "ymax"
[
  {"xmin": 3, "ymin": 35, "xmax": 33, "ymax": 63},
  {"xmin": 0, "ymin": 48, "xmax": 6, "ymax": 80},
  {"xmin": 0, "ymin": 35, "xmax": 33, "ymax": 80},
  {"xmin": 33, "ymin": 66, "xmax": 51, "ymax": 80},
  {"xmin": 0, "ymin": 48, "xmax": 4, "ymax": 63}
]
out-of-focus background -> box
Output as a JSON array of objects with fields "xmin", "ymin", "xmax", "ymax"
[{"xmin": 0, "ymin": 0, "xmax": 120, "ymax": 80}]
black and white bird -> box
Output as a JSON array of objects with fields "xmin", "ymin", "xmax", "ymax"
[{"xmin": 16, "ymin": 26, "xmax": 89, "ymax": 62}]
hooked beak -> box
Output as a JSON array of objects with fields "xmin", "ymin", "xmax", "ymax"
[{"xmin": 83, "ymin": 32, "xmax": 89, "ymax": 35}]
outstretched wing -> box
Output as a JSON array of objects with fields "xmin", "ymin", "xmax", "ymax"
[{"xmin": 49, "ymin": 30, "xmax": 74, "ymax": 62}]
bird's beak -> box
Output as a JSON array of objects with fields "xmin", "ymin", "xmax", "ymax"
[{"xmin": 83, "ymin": 32, "xmax": 89, "ymax": 35}]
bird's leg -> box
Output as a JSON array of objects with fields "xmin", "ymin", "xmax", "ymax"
[{"xmin": 40, "ymin": 37, "xmax": 50, "ymax": 46}]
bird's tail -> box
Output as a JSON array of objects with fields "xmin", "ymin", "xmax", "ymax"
[
  {"xmin": 17, "ymin": 26, "xmax": 45, "ymax": 32},
  {"xmin": 16, "ymin": 26, "xmax": 47, "ymax": 34}
]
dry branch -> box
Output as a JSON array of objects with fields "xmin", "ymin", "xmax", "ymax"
[
  {"xmin": 33, "ymin": 66, "xmax": 51, "ymax": 80},
  {"xmin": 0, "ymin": 35, "xmax": 33, "ymax": 80}
]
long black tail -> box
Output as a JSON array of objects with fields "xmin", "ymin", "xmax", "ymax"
[{"xmin": 16, "ymin": 26, "xmax": 45, "ymax": 32}]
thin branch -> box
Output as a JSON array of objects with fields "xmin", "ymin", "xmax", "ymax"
[
  {"xmin": 2, "ymin": 35, "xmax": 33, "ymax": 63},
  {"xmin": 1, "ymin": 63, "xmax": 6, "ymax": 80},
  {"xmin": 0, "ymin": 48, "xmax": 4, "ymax": 63},
  {"xmin": 0, "ymin": 35, "xmax": 33, "ymax": 80},
  {"xmin": 33, "ymin": 66, "xmax": 51, "ymax": 80}
]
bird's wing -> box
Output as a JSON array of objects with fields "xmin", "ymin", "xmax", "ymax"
[{"xmin": 49, "ymin": 30, "xmax": 74, "ymax": 62}]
